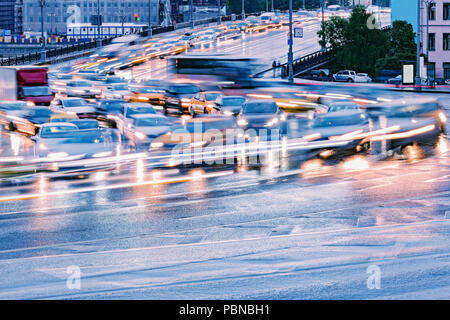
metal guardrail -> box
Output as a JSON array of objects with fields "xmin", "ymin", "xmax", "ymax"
[{"xmin": 280, "ymin": 48, "xmax": 335, "ymax": 78}]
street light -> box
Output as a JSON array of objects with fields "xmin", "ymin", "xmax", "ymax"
[
  {"xmin": 242, "ymin": 0, "xmax": 245, "ymax": 19},
  {"xmin": 39, "ymin": 0, "xmax": 46, "ymax": 62},
  {"xmin": 416, "ymin": 0, "xmax": 422, "ymax": 86}
]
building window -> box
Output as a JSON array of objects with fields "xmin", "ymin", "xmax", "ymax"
[
  {"xmin": 444, "ymin": 63, "xmax": 450, "ymax": 79},
  {"xmin": 444, "ymin": 33, "xmax": 450, "ymax": 51},
  {"xmin": 429, "ymin": 33, "xmax": 435, "ymax": 51},
  {"xmin": 428, "ymin": 3, "xmax": 436, "ymax": 20},
  {"xmin": 427, "ymin": 62, "xmax": 435, "ymax": 81},
  {"xmin": 444, "ymin": 3, "xmax": 450, "ymax": 20}
]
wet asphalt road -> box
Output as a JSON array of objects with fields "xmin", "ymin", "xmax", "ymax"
[{"xmin": 0, "ymin": 92, "xmax": 447, "ymax": 299}]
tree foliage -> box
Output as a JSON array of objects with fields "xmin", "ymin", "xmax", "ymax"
[{"xmin": 318, "ymin": 7, "xmax": 390, "ymax": 76}]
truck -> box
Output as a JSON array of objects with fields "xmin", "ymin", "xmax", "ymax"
[{"xmin": 0, "ymin": 66, "xmax": 54, "ymax": 106}]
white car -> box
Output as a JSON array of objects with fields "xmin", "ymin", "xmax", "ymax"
[
  {"xmin": 50, "ymin": 97, "xmax": 97, "ymax": 118},
  {"xmin": 355, "ymin": 73, "xmax": 372, "ymax": 83},
  {"xmin": 445, "ymin": 79, "xmax": 450, "ymax": 85}
]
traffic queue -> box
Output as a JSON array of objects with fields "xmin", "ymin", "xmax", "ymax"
[{"xmin": 0, "ymin": 65, "xmax": 446, "ymax": 175}]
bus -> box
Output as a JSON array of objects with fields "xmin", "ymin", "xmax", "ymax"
[{"xmin": 171, "ymin": 54, "xmax": 257, "ymax": 80}]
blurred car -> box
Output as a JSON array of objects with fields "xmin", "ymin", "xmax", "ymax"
[
  {"xmin": 124, "ymin": 114, "xmax": 173, "ymax": 151},
  {"xmin": 298, "ymin": 110, "xmax": 370, "ymax": 157},
  {"xmin": 310, "ymin": 69, "xmax": 330, "ymax": 80},
  {"xmin": 236, "ymin": 100, "xmax": 287, "ymax": 135},
  {"xmin": 96, "ymin": 99, "xmax": 125, "ymax": 117},
  {"xmin": 100, "ymin": 83, "xmax": 132, "ymax": 100},
  {"xmin": 164, "ymin": 83, "xmax": 201, "ymax": 113},
  {"xmin": 0, "ymin": 100, "xmax": 32, "ymax": 118},
  {"xmin": 215, "ymin": 96, "xmax": 246, "ymax": 116},
  {"xmin": 33, "ymin": 122, "xmax": 79, "ymax": 158},
  {"xmin": 65, "ymin": 80, "xmax": 99, "ymax": 99},
  {"xmin": 327, "ymin": 101, "xmax": 360, "ymax": 113},
  {"xmin": 188, "ymin": 91, "xmax": 223, "ymax": 116},
  {"xmin": 354, "ymin": 73, "xmax": 372, "ymax": 83},
  {"xmin": 445, "ymin": 79, "xmax": 450, "ymax": 85},
  {"xmin": 34, "ymin": 125, "xmax": 118, "ymax": 159},
  {"xmin": 365, "ymin": 97, "xmax": 447, "ymax": 134},
  {"xmin": 150, "ymin": 116, "xmax": 238, "ymax": 153},
  {"xmin": 50, "ymin": 118, "xmax": 100, "ymax": 130},
  {"xmin": 50, "ymin": 97, "xmax": 97, "ymax": 118},
  {"xmin": 128, "ymin": 86, "xmax": 166, "ymax": 109},
  {"xmin": 111, "ymin": 103, "xmax": 158, "ymax": 134},
  {"xmin": 333, "ymin": 70, "xmax": 357, "ymax": 82}
]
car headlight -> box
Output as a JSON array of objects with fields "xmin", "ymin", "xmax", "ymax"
[
  {"xmin": 38, "ymin": 143, "xmax": 48, "ymax": 151},
  {"xmin": 150, "ymin": 142, "xmax": 164, "ymax": 149},
  {"xmin": 134, "ymin": 131, "xmax": 147, "ymax": 140},
  {"xmin": 26, "ymin": 101, "xmax": 35, "ymax": 107},
  {"xmin": 237, "ymin": 118, "xmax": 248, "ymax": 126},
  {"xmin": 438, "ymin": 111, "xmax": 447, "ymax": 124},
  {"xmin": 47, "ymin": 152, "xmax": 69, "ymax": 159},
  {"xmin": 93, "ymin": 151, "xmax": 113, "ymax": 158},
  {"xmin": 223, "ymin": 110, "xmax": 234, "ymax": 116}
]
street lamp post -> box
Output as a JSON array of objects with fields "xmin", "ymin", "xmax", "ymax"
[
  {"xmin": 218, "ymin": 0, "xmax": 221, "ymax": 25},
  {"xmin": 97, "ymin": 0, "xmax": 102, "ymax": 48},
  {"xmin": 424, "ymin": 0, "xmax": 434, "ymax": 80},
  {"xmin": 148, "ymin": 0, "xmax": 152, "ymax": 36},
  {"xmin": 288, "ymin": 0, "xmax": 294, "ymax": 83},
  {"xmin": 242, "ymin": 0, "xmax": 245, "ymax": 19},
  {"xmin": 416, "ymin": 0, "xmax": 422, "ymax": 86},
  {"xmin": 190, "ymin": 0, "xmax": 194, "ymax": 28},
  {"xmin": 39, "ymin": 0, "xmax": 46, "ymax": 62},
  {"xmin": 271, "ymin": 0, "xmax": 274, "ymax": 12}
]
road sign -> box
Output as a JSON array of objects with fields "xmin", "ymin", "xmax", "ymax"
[{"xmin": 294, "ymin": 27, "xmax": 303, "ymax": 38}]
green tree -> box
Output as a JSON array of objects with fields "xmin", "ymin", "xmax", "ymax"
[
  {"xmin": 317, "ymin": 7, "xmax": 389, "ymax": 76},
  {"xmin": 375, "ymin": 20, "xmax": 417, "ymax": 72}
]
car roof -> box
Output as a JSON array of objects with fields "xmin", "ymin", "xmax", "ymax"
[
  {"xmin": 130, "ymin": 113, "xmax": 167, "ymax": 119},
  {"xmin": 41, "ymin": 122, "xmax": 79, "ymax": 128},
  {"xmin": 124, "ymin": 103, "xmax": 153, "ymax": 108}
]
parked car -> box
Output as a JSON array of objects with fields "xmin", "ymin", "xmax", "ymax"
[
  {"xmin": 333, "ymin": 70, "xmax": 357, "ymax": 82},
  {"xmin": 388, "ymin": 75, "xmax": 402, "ymax": 85},
  {"xmin": 373, "ymin": 69, "xmax": 401, "ymax": 83},
  {"xmin": 354, "ymin": 73, "xmax": 372, "ymax": 83}
]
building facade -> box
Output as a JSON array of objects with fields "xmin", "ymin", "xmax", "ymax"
[
  {"xmin": 422, "ymin": 0, "xmax": 450, "ymax": 79},
  {"xmin": 21, "ymin": 0, "xmax": 160, "ymax": 36},
  {"xmin": 0, "ymin": 0, "xmax": 16, "ymax": 34},
  {"xmin": 391, "ymin": 0, "xmax": 450, "ymax": 80}
]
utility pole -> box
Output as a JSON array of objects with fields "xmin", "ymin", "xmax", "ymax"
[
  {"xmin": 218, "ymin": 0, "xmax": 221, "ymax": 25},
  {"xmin": 39, "ymin": 0, "xmax": 46, "ymax": 62},
  {"xmin": 271, "ymin": 0, "xmax": 274, "ymax": 12},
  {"xmin": 148, "ymin": 0, "xmax": 152, "ymax": 36},
  {"xmin": 288, "ymin": 0, "xmax": 294, "ymax": 83},
  {"xmin": 190, "ymin": 0, "xmax": 194, "ymax": 28},
  {"xmin": 97, "ymin": 0, "xmax": 102, "ymax": 48},
  {"xmin": 416, "ymin": 0, "xmax": 422, "ymax": 86},
  {"xmin": 424, "ymin": 0, "xmax": 434, "ymax": 84},
  {"xmin": 242, "ymin": 0, "xmax": 245, "ymax": 19}
]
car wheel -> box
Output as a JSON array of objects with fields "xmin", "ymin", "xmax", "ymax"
[
  {"xmin": 190, "ymin": 106, "xmax": 195, "ymax": 117},
  {"xmin": 347, "ymin": 78, "xmax": 354, "ymax": 83},
  {"xmin": 203, "ymin": 107, "xmax": 208, "ymax": 114},
  {"xmin": 8, "ymin": 122, "xmax": 16, "ymax": 132}
]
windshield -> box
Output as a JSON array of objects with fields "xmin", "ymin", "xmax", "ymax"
[
  {"xmin": 22, "ymin": 86, "xmax": 51, "ymax": 97},
  {"xmin": 242, "ymin": 102, "xmax": 278, "ymax": 114},
  {"xmin": 100, "ymin": 101, "xmax": 123, "ymax": 111},
  {"xmin": 205, "ymin": 93, "xmax": 222, "ymax": 101},
  {"xmin": 40, "ymin": 125, "xmax": 78, "ymax": 138},
  {"xmin": 68, "ymin": 81, "xmax": 91, "ymax": 87},
  {"xmin": 63, "ymin": 99, "xmax": 89, "ymax": 107},
  {"xmin": 0, "ymin": 102, "xmax": 27, "ymax": 110},
  {"xmin": 33, "ymin": 108, "xmax": 53, "ymax": 117},
  {"xmin": 137, "ymin": 87, "xmax": 160, "ymax": 94},
  {"xmin": 172, "ymin": 85, "xmax": 200, "ymax": 94},
  {"xmin": 126, "ymin": 107, "xmax": 156, "ymax": 117},
  {"xmin": 222, "ymin": 97, "xmax": 246, "ymax": 106},
  {"xmin": 312, "ymin": 113, "xmax": 367, "ymax": 127},
  {"xmin": 328, "ymin": 104, "xmax": 359, "ymax": 113},
  {"xmin": 69, "ymin": 120, "xmax": 99, "ymax": 130},
  {"xmin": 112, "ymin": 84, "xmax": 129, "ymax": 91},
  {"xmin": 135, "ymin": 118, "xmax": 171, "ymax": 127}
]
